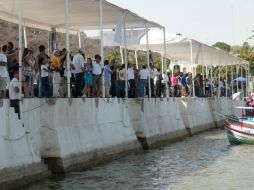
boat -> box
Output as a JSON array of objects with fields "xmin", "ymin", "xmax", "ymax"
[{"xmin": 225, "ymin": 107, "xmax": 254, "ymax": 145}]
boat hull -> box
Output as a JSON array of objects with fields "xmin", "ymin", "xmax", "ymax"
[{"xmin": 225, "ymin": 123, "xmax": 254, "ymax": 145}]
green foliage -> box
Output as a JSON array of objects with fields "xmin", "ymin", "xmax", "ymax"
[
  {"xmin": 212, "ymin": 42, "xmax": 231, "ymax": 52},
  {"xmin": 231, "ymin": 42, "xmax": 254, "ymax": 75},
  {"xmin": 105, "ymin": 49, "xmax": 169, "ymax": 70}
]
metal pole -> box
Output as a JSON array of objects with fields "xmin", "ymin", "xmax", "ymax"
[
  {"xmin": 245, "ymin": 63, "xmax": 247, "ymax": 97},
  {"xmin": 190, "ymin": 40, "xmax": 195, "ymax": 97},
  {"xmin": 236, "ymin": 64, "xmax": 239, "ymax": 92},
  {"xmin": 78, "ymin": 31, "xmax": 82, "ymax": 48},
  {"xmin": 161, "ymin": 53, "xmax": 164, "ymax": 73},
  {"xmin": 120, "ymin": 46, "xmax": 124, "ymax": 65},
  {"xmin": 163, "ymin": 27, "xmax": 167, "ymax": 74},
  {"xmin": 226, "ymin": 65, "xmax": 228, "ymax": 97},
  {"xmin": 247, "ymin": 63, "xmax": 250, "ymax": 95},
  {"xmin": 201, "ymin": 45, "xmax": 205, "ymax": 97},
  {"xmin": 241, "ymin": 62, "xmax": 243, "ymax": 92},
  {"xmin": 218, "ymin": 66, "xmax": 221, "ymax": 98},
  {"xmin": 211, "ymin": 67, "xmax": 213, "ymax": 97},
  {"xmin": 210, "ymin": 54, "xmax": 213, "ymax": 97},
  {"xmin": 231, "ymin": 64, "xmax": 233, "ymax": 95},
  {"xmin": 145, "ymin": 22, "xmax": 151, "ymax": 98},
  {"xmin": 123, "ymin": 11, "xmax": 128, "ymax": 98},
  {"xmin": 18, "ymin": 0, "xmax": 23, "ymax": 94},
  {"xmin": 99, "ymin": 0, "xmax": 105, "ymax": 97},
  {"xmin": 134, "ymin": 49, "xmax": 138, "ymax": 69},
  {"xmin": 65, "ymin": 0, "xmax": 71, "ymax": 98},
  {"xmin": 23, "ymin": 23, "xmax": 27, "ymax": 48}
]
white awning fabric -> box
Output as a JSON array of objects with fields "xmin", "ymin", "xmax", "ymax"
[
  {"xmin": 0, "ymin": 0, "xmax": 162, "ymax": 32},
  {"xmin": 128, "ymin": 29, "xmax": 245, "ymax": 66}
]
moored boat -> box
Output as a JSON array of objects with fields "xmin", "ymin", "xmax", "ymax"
[
  {"xmin": 225, "ymin": 107, "xmax": 254, "ymax": 145},
  {"xmin": 225, "ymin": 122, "xmax": 254, "ymax": 145}
]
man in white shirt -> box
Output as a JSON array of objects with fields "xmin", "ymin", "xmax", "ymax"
[
  {"xmin": 9, "ymin": 72, "xmax": 21, "ymax": 119},
  {"xmin": 0, "ymin": 45, "xmax": 9, "ymax": 99},
  {"xmin": 127, "ymin": 64, "xmax": 135, "ymax": 98},
  {"xmin": 73, "ymin": 48, "xmax": 85, "ymax": 97},
  {"xmin": 139, "ymin": 65, "xmax": 149, "ymax": 97},
  {"xmin": 92, "ymin": 54, "xmax": 103, "ymax": 97}
]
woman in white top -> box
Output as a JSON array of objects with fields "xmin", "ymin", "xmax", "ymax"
[{"xmin": 22, "ymin": 48, "xmax": 36, "ymax": 98}]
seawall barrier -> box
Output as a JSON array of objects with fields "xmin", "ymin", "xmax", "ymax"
[{"xmin": 0, "ymin": 97, "xmax": 244, "ymax": 189}]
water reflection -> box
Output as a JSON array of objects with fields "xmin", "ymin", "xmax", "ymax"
[{"xmin": 26, "ymin": 129, "xmax": 252, "ymax": 190}]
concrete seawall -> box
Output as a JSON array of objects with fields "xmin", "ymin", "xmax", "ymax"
[
  {"xmin": 0, "ymin": 97, "xmax": 244, "ymax": 189},
  {"xmin": 0, "ymin": 100, "xmax": 49, "ymax": 190}
]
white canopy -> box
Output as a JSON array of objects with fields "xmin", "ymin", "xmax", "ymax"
[
  {"xmin": 0, "ymin": 0, "xmax": 162, "ymax": 32},
  {"xmin": 128, "ymin": 29, "xmax": 244, "ymax": 66}
]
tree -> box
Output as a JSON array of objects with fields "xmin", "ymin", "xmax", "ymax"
[{"xmin": 212, "ymin": 42, "xmax": 231, "ymax": 52}]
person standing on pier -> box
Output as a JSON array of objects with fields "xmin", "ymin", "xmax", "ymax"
[
  {"xmin": 73, "ymin": 48, "xmax": 85, "ymax": 97},
  {"xmin": 51, "ymin": 50, "xmax": 66, "ymax": 97},
  {"xmin": 0, "ymin": 45, "xmax": 8, "ymax": 99},
  {"xmin": 104, "ymin": 60, "xmax": 112, "ymax": 98},
  {"xmin": 9, "ymin": 71, "xmax": 21, "ymax": 119},
  {"xmin": 127, "ymin": 63, "xmax": 135, "ymax": 98},
  {"xmin": 92, "ymin": 54, "xmax": 103, "ymax": 98},
  {"xmin": 139, "ymin": 65, "xmax": 149, "ymax": 97}
]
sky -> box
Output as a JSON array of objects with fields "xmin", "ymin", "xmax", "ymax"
[{"xmin": 108, "ymin": 0, "xmax": 254, "ymax": 46}]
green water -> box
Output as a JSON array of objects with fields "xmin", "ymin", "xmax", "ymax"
[{"xmin": 26, "ymin": 130, "xmax": 254, "ymax": 190}]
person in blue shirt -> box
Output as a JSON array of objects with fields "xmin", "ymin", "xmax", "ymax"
[
  {"xmin": 104, "ymin": 60, "xmax": 112, "ymax": 98},
  {"xmin": 181, "ymin": 73, "xmax": 188, "ymax": 97}
]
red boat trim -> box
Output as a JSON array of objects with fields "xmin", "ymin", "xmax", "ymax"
[
  {"xmin": 229, "ymin": 124, "xmax": 254, "ymax": 130},
  {"xmin": 225, "ymin": 125, "xmax": 254, "ymax": 136},
  {"xmin": 227, "ymin": 120, "xmax": 254, "ymax": 129}
]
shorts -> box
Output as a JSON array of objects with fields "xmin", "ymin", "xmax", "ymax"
[
  {"xmin": 93, "ymin": 74, "xmax": 101, "ymax": 89},
  {"xmin": 0, "ymin": 77, "xmax": 7, "ymax": 91}
]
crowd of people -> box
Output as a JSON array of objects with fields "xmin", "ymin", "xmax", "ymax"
[{"xmin": 0, "ymin": 42, "xmax": 234, "ymax": 103}]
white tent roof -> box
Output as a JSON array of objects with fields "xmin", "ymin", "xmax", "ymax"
[
  {"xmin": 129, "ymin": 29, "xmax": 244, "ymax": 66},
  {"xmin": 0, "ymin": 0, "xmax": 162, "ymax": 32}
]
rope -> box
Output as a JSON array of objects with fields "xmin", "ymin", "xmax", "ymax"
[
  {"xmin": 2, "ymin": 131, "xmax": 29, "ymax": 142},
  {"xmin": 21, "ymin": 101, "xmax": 46, "ymax": 113}
]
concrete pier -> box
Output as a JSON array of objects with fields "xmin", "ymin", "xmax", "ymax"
[{"xmin": 0, "ymin": 97, "xmax": 244, "ymax": 189}]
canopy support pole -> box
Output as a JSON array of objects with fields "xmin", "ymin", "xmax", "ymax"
[
  {"xmin": 247, "ymin": 63, "xmax": 250, "ymax": 96},
  {"xmin": 211, "ymin": 67, "xmax": 213, "ymax": 97},
  {"xmin": 210, "ymin": 54, "xmax": 213, "ymax": 97},
  {"xmin": 231, "ymin": 65, "xmax": 233, "ymax": 95},
  {"xmin": 78, "ymin": 31, "xmax": 82, "ymax": 48},
  {"xmin": 241, "ymin": 63, "xmax": 243, "ymax": 92},
  {"xmin": 146, "ymin": 22, "xmax": 151, "ymax": 98},
  {"xmin": 161, "ymin": 53, "xmax": 164, "ymax": 73},
  {"xmin": 120, "ymin": 46, "xmax": 124, "ymax": 65},
  {"xmin": 18, "ymin": 0, "xmax": 23, "ymax": 94},
  {"xmin": 245, "ymin": 63, "xmax": 248, "ymax": 97},
  {"xmin": 123, "ymin": 11, "xmax": 128, "ymax": 98},
  {"xmin": 134, "ymin": 49, "xmax": 138, "ymax": 69},
  {"xmin": 99, "ymin": 0, "xmax": 105, "ymax": 97},
  {"xmin": 218, "ymin": 66, "xmax": 221, "ymax": 98},
  {"xmin": 236, "ymin": 64, "xmax": 239, "ymax": 93},
  {"xmin": 23, "ymin": 23, "xmax": 27, "ymax": 48},
  {"xmin": 226, "ymin": 65, "xmax": 228, "ymax": 97},
  {"xmin": 163, "ymin": 27, "xmax": 167, "ymax": 74},
  {"xmin": 201, "ymin": 45, "xmax": 205, "ymax": 97},
  {"xmin": 65, "ymin": 0, "xmax": 71, "ymax": 98},
  {"xmin": 190, "ymin": 40, "xmax": 195, "ymax": 97}
]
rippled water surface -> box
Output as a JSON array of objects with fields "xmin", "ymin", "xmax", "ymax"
[{"xmin": 26, "ymin": 130, "xmax": 254, "ymax": 190}]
